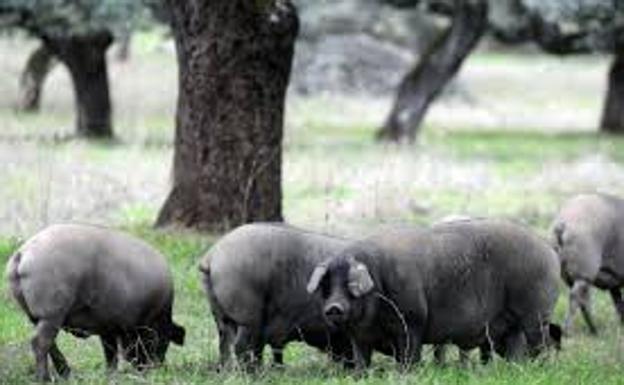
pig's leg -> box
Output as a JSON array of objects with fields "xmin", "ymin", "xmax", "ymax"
[
  {"xmin": 271, "ymin": 345, "xmax": 284, "ymax": 366},
  {"xmin": 233, "ymin": 325, "xmax": 263, "ymax": 371},
  {"xmin": 218, "ymin": 321, "xmax": 236, "ymax": 368},
  {"xmin": 394, "ymin": 327, "xmax": 422, "ymax": 370},
  {"xmin": 609, "ymin": 288, "xmax": 624, "ymax": 324},
  {"xmin": 349, "ymin": 337, "xmax": 372, "ymax": 371},
  {"xmin": 100, "ymin": 333, "xmax": 119, "ymax": 371},
  {"xmin": 433, "ymin": 345, "xmax": 446, "ymax": 365},
  {"xmin": 478, "ymin": 344, "xmax": 493, "ymax": 364},
  {"xmin": 49, "ymin": 342, "xmax": 71, "ymax": 378},
  {"xmin": 31, "ymin": 318, "xmax": 62, "ymax": 382},
  {"xmin": 580, "ymin": 304, "xmax": 598, "ymax": 334},
  {"xmin": 521, "ymin": 319, "xmax": 550, "ymax": 359},
  {"xmin": 566, "ymin": 281, "xmax": 597, "ymax": 335}
]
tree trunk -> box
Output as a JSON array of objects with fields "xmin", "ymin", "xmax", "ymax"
[
  {"xmin": 156, "ymin": 1, "xmax": 299, "ymax": 232},
  {"xmin": 600, "ymin": 53, "xmax": 624, "ymax": 134},
  {"xmin": 377, "ymin": 0, "xmax": 488, "ymax": 142},
  {"xmin": 44, "ymin": 32, "xmax": 114, "ymax": 138},
  {"xmin": 18, "ymin": 45, "xmax": 56, "ymax": 112}
]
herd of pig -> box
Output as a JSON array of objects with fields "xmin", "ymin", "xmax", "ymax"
[{"xmin": 5, "ymin": 193, "xmax": 624, "ymax": 381}]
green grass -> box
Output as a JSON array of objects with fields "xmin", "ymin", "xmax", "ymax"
[{"xmin": 434, "ymin": 131, "xmax": 621, "ymax": 161}]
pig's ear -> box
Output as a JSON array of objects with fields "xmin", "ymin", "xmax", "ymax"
[
  {"xmin": 169, "ymin": 322, "xmax": 186, "ymax": 346},
  {"xmin": 307, "ymin": 264, "xmax": 328, "ymax": 294},
  {"xmin": 348, "ymin": 260, "xmax": 374, "ymax": 297}
]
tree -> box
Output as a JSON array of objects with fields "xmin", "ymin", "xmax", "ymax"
[
  {"xmin": 379, "ymin": 0, "xmax": 624, "ymax": 141},
  {"xmin": 45, "ymin": 31, "xmax": 114, "ymax": 138},
  {"xmin": 156, "ymin": 0, "xmax": 299, "ymax": 231},
  {"xmin": 601, "ymin": 53, "xmax": 624, "ymax": 133},
  {"xmin": 17, "ymin": 44, "xmax": 56, "ymax": 112},
  {"xmin": 378, "ymin": 0, "xmax": 488, "ymax": 142},
  {"xmin": 520, "ymin": 0, "xmax": 624, "ymax": 134},
  {"xmin": 0, "ymin": 1, "xmax": 146, "ymax": 138}
]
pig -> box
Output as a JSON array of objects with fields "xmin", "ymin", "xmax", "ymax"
[
  {"xmin": 552, "ymin": 193, "xmax": 624, "ymax": 335},
  {"xmin": 431, "ymin": 216, "xmax": 559, "ymax": 365},
  {"xmin": 307, "ymin": 219, "xmax": 561, "ymax": 369},
  {"xmin": 199, "ymin": 223, "xmax": 361, "ymax": 370},
  {"xmin": 5, "ymin": 224, "xmax": 185, "ymax": 381}
]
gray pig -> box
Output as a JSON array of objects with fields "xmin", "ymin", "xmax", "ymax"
[
  {"xmin": 5, "ymin": 224, "xmax": 185, "ymax": 382},
  {"xmin": 552, "ymin": 193, "xmax": 624, "ymax": 334},
  {"xmin": 307, "ymin": 219, "xmax": 561, "ymax": 369},
  {"xmin": 199, "ymin": 223, "xmax": 360, "ymax": 370}
]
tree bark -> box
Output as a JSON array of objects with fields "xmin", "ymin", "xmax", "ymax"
[
  {"xmin": 600, "ymin": 52, "xmax": 624, "ymax": 134},
  {"xmin": 18, "ymin": 45, "xmax": 56, "ymax": 112},
  {"xmin": 377, "ymin": 0, "xmax": 488, "ymax": 142},
  {"xmin": 44, "ymin": 32, "xmax": 114, "ymax": 138},
  {"xmin": 156, "ymin": 0, "xmax": 299, "ymax": 232}
]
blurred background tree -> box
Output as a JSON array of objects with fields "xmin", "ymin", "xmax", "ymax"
[
  {"xmin": 16, "ymin": 44, "xmax": 56, "ymax": 112},
  {"xmin": 0, "ymin": 0, "xmax": 151, "ymax": 138},
  {"xmin": 377, "ymin": 0, "xmax": 624, "ymax": 141},
  {"xmin": 377, "ymin": 0, "xmax": 488, "ymax": 142},
  {"xmin": 520, "ymin": 0, "xmax": 624, "ymax": 134}
]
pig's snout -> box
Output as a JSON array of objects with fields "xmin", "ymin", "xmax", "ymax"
[{"xmin": 324, "ymin": 303, "xmax": 347, "ymax": 324}]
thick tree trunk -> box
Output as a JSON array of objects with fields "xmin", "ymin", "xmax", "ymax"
[
  {"xmin": 600, "ymin": 53, "xmax": 624, "ymax": 134},
  {"xmin": 18, "ymin": 45, "xmax": 56, "ymax": 112},
  {"xmin": 156, "ymin": 1, "xmax": 299, "ymax": 231},
  {"xmin": 377, "ymin": 0, "xmax": 488, "ymax": 142},
  {"xmin": 44, "ymin": 32, "xmax": 114, "ymax": 138}
]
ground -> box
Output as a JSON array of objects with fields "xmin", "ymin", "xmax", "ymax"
[{"xmin": 0, "ymin": 34, "xmax": 623, "ymax": 384}]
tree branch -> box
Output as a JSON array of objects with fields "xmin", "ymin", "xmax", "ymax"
[{"xmin": 528, "ymin": 14, "xmax": 593, "ymax": 55}]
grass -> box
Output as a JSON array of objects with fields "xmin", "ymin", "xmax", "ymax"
[{"xmin": 0, "ymin": 34, "xmax": 624, "ymax": 383}]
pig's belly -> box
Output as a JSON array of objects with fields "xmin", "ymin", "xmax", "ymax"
[
  {"xmin": 62, "ymin": 304, "xmax": 139, "ymax": 337},
  {"xmin": 423, "ymin": 300, "xmax": 498, "ymax": 345}
]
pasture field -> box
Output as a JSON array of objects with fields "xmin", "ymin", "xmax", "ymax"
[{"xmin": 1, "ymin": 35, "xmax": 624, "ymax": 383}]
